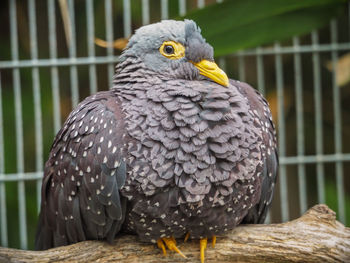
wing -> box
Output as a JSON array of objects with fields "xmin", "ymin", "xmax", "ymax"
[
  {"xmin": 35, "ymin": 91, "xmax": 128, "ymax": 250},
  {"xmin": 232, "ymin": 80, "xmax": 278, "ymax": 224}
]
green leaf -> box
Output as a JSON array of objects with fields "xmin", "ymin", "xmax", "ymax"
[{"xmin": 181, "ymin": 0, "xmax": 346, "ymax": 56}]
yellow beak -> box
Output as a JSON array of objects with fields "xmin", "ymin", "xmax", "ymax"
[{"xmin": 191, "ymin": 59, "xmax": 229, "ymax": 87}]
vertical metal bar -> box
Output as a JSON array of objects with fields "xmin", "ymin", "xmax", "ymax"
[
  {"xmin": 179, "ymin": 0, "xmax": 186, "ymax": 16},
  {"xmin": 161, "ymin": 0, "xmax": 168, "ymax": 20},
  {"xmin": 197, "ymin": 0, "xmax": 205, "ymax": 8},
  {"xmin": 274, "ymin": 42, "xmax": 289, "ymax": 222},
  {"xmin": 0, "ymin": 73, "xmax": 8, "ymax": 247},
  {"xmin": 256, "ymin": 44, "xmax": 270, "ymax": 223},
  {"xmin": 238, "ymin": 53, "xmax": 246, "ymax": 82},
  {"xmin": 9, "ymin": 0, "xmax": 27, "ymax": 249},
  {"xmin": 256, "ymin": 47, "xmax": 265, "ymax": 96},
  {"xmin": 86, "ymin": 0, "xmax": 97, "ymax": 95},
  {"xmin": 265, "ymin": 211, "xmax": 271, "ymax": 224},
  {"xmin": 216, "ymin": 0, "xmax": 226, "ymax": 71},
  {"xmin": 293, "ymin": 37, "xmax": 307, "ymax": 215},
  {"xmin": 68, "ymin": 0, "xmax": 79, "ymax": 107},
  {"xmin": 348, "ymin": 2, "xmax": 350, "ymax": 43},
  {"xmin": 28, "ymin": 0, "xmax": 43, "ymax": 213},
  {"xmin": 256, "ymin": 45, "xmax": 268, "ymax": 222},
  {"xmin": 105, "ymin": 0, "xmax": 114, "ymax": 84},
  {"xmin": 48, "ymin": 0, "xmax": 61, "ymax": 134},
  {"xmin": 218, "ymin": 57, "xmax": 226, "ymax": 72},
  {"xmin": 311, "ymin": 30, "xmax": 325, "ymax": 204},
  {"xmin": 142, "ymin": 0, "xmax": 150, "ymax": 25},
  {"xmin": 123, "ymin": 0, "xmax": 131, "ymax": 37},
  {"xmin": 330, "ymin": 20, "xmax": 345, "ymax": 224}
]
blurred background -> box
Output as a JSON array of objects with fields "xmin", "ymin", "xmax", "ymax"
[{"xmin": 0, "ymin": 0, "xmax": 349, "ymax": 250}]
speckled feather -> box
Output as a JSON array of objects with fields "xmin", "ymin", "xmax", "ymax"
[
  {"xmin": 35, "ymin": 20, "xmax": 277, "ymax": 250},
  {"xmin": 35, "ymin": 93, "xmax": 129, "ymax": 249}
]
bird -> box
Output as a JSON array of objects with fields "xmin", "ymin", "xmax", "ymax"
[{"xmin": 35, "ymin": 19, "xmax": 278, "ymax": 263}]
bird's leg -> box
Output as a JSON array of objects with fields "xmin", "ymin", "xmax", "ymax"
[
  {"xmin": 157, "ymin": 239, "xmax": 167, "ymax": 256},
  {"xmin": 199, "ymin": 237, "xmax": 207, "ymax": 263},
  {"xmin": 212, "ymin": 235, "xmax": 216, "ymax": 248},
  {"xmin": 184, "ymin": 232, "xmax": 190, "ymax": 242},
  {"xmin": 161, "ymin": 237, "xmax": 187, "ymax": 259}
]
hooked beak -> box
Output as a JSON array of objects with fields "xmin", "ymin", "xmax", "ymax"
[{"xmin": 191, "ymin": 59, "xmax": 229, "ymax": 87}]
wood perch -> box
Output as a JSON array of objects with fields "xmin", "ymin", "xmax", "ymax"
[{"xmin": 0, "ymin": 204, "xmax": 349, "ymax": 263}]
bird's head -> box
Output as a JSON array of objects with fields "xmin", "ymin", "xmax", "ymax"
[{"xmin": 119, "ymin": 19, "xmax": 229, "ymax": 87}]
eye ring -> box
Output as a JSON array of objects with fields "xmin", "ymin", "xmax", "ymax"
[{"xmin": 159, "ymin": 41, "xmax": 185, "ymax": 60}]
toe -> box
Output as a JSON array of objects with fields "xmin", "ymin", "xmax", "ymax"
[
  {"xmin": 184, "ymin": 232, "xmax": 190, "ymax": 242},
  {"xmin": 162, "ymin": 237, "xmax": 187, "ymax": 259},
  {"xmin": 157, "ymin": 239, "xmax": 167, "ymax": 256},
  {"xmin": 212, "ymin": 235, "xmax": 216, "ymax": 248},
  {"xmin": 200, "ymin": 238, "xmax": 208, "ymax": 263}
]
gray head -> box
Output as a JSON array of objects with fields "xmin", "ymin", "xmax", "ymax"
[{"xmin": 118, "ymin": 20, "xmax": 228, "ymax": 87}]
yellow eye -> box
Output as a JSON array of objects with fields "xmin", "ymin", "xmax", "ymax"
[{"xmin": 159, "ymin": 41, "xmax": 185, "ymax": 59}]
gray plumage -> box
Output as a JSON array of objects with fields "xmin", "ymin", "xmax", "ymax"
[{"xmin": 35, "ymin": 19, "xmax": 277, "ymax": 250}]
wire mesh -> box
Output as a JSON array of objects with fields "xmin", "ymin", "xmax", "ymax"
[{"xmin": 0, "ymin": 0, "xmax": 349, "ymax": 250}]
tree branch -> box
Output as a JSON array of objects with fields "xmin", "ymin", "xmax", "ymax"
[{"xmin": 0, "ymin": 204, "xmax": 349, "ymax": 263}]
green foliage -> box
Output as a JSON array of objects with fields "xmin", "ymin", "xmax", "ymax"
[
  {"xmin": 326, "ymin": 180, "xmax": 350, "ymax": 226},
  {"xmin": 183, "ymin": 0, "xmax": 346, "ymax": 56}
]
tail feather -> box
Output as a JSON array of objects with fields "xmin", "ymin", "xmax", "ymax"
[{"xmin": 34, "ymin": 210, "xmax": 53, "ymax": 250}]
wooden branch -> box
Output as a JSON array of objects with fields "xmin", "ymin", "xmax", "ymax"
[{"xmin": 0, "ymin": 204, "xmax": 349, "ymax": 263}]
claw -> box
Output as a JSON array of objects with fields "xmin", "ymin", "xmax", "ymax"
[
  {"xmin": 184, "ymin": 232, "xmax": 190, "ymax": 242},
  {"xmin": 200, "ymin": 238, "xmax": 207, "ymax": 263},
  {"xmin": 162, "ymin": 237, "xmax": 187, "ymax": 259},
  {"xmin": 157, "ymin": 239, "xmax": 167, "ymax": 256},
  {"xmin": 212, "ymin": 235, "xmax": 216, "ymax": 248}
]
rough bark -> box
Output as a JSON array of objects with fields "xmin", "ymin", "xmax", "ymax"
[{"xmin": 0, "ymin": 204, "xmax": 349, "ymax": 263}]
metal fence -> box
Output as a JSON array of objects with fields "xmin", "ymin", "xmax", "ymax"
[{"xmin": 0, "ymin": 0, "xmax": 349, "ymax": 250}]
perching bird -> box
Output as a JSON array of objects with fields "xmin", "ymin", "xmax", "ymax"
[{"xmin": 35, "ymin": 20, "xmax": 278, "ymax": 262}]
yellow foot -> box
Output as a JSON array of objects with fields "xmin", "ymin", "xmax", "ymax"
[
  {"xmin": 157, "ymin": 239, "xmax": 167, "ymax": 256},
  {"xmin": 200, "ymin": 237, "xmax": 207, "ymax": 263},
  {"xmin": 158, "ymin": 237, "xmax": 187, "ymax": 259},
  {"xmin": 184, "ymin": 232, "xmax": 190, "ymax": 242},
  {"xmin": 212, "ymin": 235, "xmax": 216, "ymax": 248}
]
